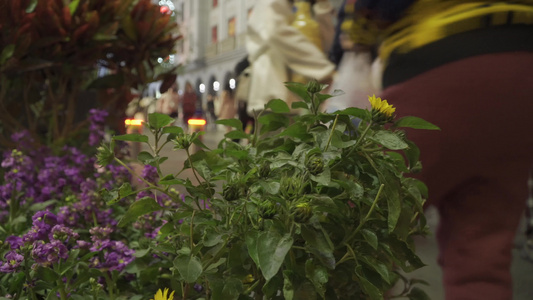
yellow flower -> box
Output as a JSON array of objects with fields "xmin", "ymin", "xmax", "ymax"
[
  {"xmin": 368, "ymin": 94, "xmax": 396, "ymax": 122},
  {"xmin": 151, "ymin": 288, "xmax": 175, "ymax": 300}
]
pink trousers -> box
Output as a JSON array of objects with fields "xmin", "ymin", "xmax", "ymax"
[{"xmin": 380, "ymin": 52, "xmax": 533, "ymax": 300}]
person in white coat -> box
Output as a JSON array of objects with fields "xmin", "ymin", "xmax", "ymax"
[{"xmin": 245, "ymin": 0, "xmax": 336, "ymax": 116}]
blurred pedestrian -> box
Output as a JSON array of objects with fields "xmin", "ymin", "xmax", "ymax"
[
  {"xmin": 234, "ymin": 57, "xmax": 254, "ymax": 133},
  {"xmin": 217, "ymin": 81, "xmax": 237, "ymax": 133},
  {"xmin": 245, "ymin": 0, "xmax": 336, "ymax": 116},
  {"xmin": 181, "ymin": 81, "xmax": 197, "ymax": 127},
  {"xmin": 156, "ymin": 82, "xmax": 179, "ymax": 118},
  {"xmin": 324, "ymin": 0, "xmax": 381, "ymax": 112},
  {"xmin": 348, "ymin": 1, "xmax": 533, "ymax": 299}
]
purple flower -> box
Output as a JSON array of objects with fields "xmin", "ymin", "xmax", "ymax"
[
  {"xmin": 0, "ymin": 251, "xmax": 24, "ymax": 273},
  {"xmin": 88, "ymin": 109, "xmax": 109, "ymax": 146},
  {"xmin": 5, "ymin": 236, "xmax": 24, "ymax": 250},
  {"xmin": 89, "ymin": 240, "xmax": 135, "ymax": 272},
  {"xmin": 49, "ymin": 225, "xmax": 79, "ymax": 244},
  {"xmin": 32, "ymin": 210, "xmax": 58, "ymax": 228},
  {"xmin": 31, "ymin": 240, "xmax": 68, "ymax": 267},
  {"xmin": 140, "ymin": 165, "xmax": 159, "ymax": 184},
  {"xmin": 75, "ymin": 240, "xmax": 91, "ymax": 250},
  {"xmin": 89, "ymin": 227, "xmax": 113, "ymax": 242}
]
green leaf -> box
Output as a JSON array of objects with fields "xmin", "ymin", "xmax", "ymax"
[
  {"xmin": 174, "ymin": 255, "xmax": 203, "ymax": 283},
  {"xmin": 265, "ymin": 99, "xmax": 290, "ymax": 113},
  {"xmin": 133, "ymin": 248, "xmax": 150, "ymax": 258},
  {"xmin": 335, "ymin": 107, "xmax": 370, "ymax": 121},
  {"xmin": 221, "ymin": 277, "xmax": 243, "ymax": 300},
  {"xmin": 285, "ymin": 82, "xmax": 311, "ymax": 102},
  {"xmin": 25, "ymin": 0, "xmax": 38, "ymax": 12},
  {"xmin": 362, "ymin": 229, "xmax": 378, "ymax": 250},
  {"xmin": 408, "ymin": 287, "xmax": 431, "ymax": 300},
  {"xmin": 279, "ymin": 123, "xmax": 312, "ymax": 140},
  {"xmin": 158, "ymin": 174, "xmax": 185, "ymax": 186},
  {"xmin": 148, "ymin": 113, "xmax": 174, "ymax": 130},
  {"xmin": 370, "ymin": 130, "xmax": 408, "ymax": 150},
  {"xmin": 388, "ymin": 235, "xmax": 426, "ymax": 272},
  {"xmin": 157, "ymin": 222, "xmax": 174, "ymax": 239},
  {"xmin": 216, "ymin": 118, "xmax": 243, "ymax": 130},
  {"xmin": 225, "ymin": 131, "xmax": 249, "ymax": 140},
  {"xmin": 118, "ymin": 197, "xmax": 162, "ymax": 227},
  {"xmin": 330, "ymin": 130, "xmax": 357, "ymax": 149},
  {"xmin": 162, "ymin": 126, "xmax": 184, "ymax": 135},
  {"xmin": 8, "ymin": 273, "xmax": 25, "ymax": 294},
  {"xmin": 305, "ymin": 260, "xmax": 328, "ymax": 298},
  {"xmin": 359, "ymin": 256, "xmax": 390, "ymax": 284},
  {"xmin": 245, "ymin": 231, "xmax": 260, "ymax": 267},
  {"xmin": 385, "ymin": 182, "xmax": 402, "ymax": 232},
  {"xmin": 121, "ymin": 15, "xmax": 137, "ymax": 41},
  {"xmin": 137, "ymin": 151, "xmax": 154, "ymax": 164},
  {"xmin": 404, "ymin": 140, "xmax": 421, "ymax": 170},
  {"xmin": 257, "ymin": 230, "xmax": 293, "ymax": 280},
  {"xmin": 68, "ymin": 0, "xmax": 81, "ymax": 14},
  {"xmin": 36, "ymin": 267, "xmax": 59, "ymax": 283},
  {"xmin": 283, "ymin": 270, "xmax": 294, "ymax": 300},
  {"xmin": 263, "ymin": 275, "xmax": 283, "ymax": 298},
  {"xmin": 301, "ymin": 225, "xmax": 335, "ymax": 269},
  {"xmin": 0, "ymin": 44, "xmax": 15, "ymax": 64},
  {"xmin": 292, "ymin": 102, "xmax": 308, "ymax": 110},
  {"xmin": 356, "ymin": 266, "xmax": 383, "ymax": 300},
  {"xmin": 204, "ymin": 258, "xmax": 227, "ymax": 273},
  {"xmin": 113, "ymin": 133, "xmax": 149, "ymax": 143},
  {"xmin": 258, "ymin": 113, "xmax": 290, "ymax": 134},
  {"xmin": 29, "ymin": 200, "xmax": 57, "ymax": 212},
  {"xmin": 259, "ymin": 181, "xmax": 280, "ymax": 194},
  {"xmin": 395, "ymin": 116, "xmax": 440, "ymax": 130},
  {"xmin": 87, "ymin": 74, "xmax": 125, "ymax": 89}
]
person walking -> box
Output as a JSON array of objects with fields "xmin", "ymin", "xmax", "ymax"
[
  {"xmin": 181, "ymin": 81, "xmax": 197, "ymax": 127},
  {"xmin": 347, "ymin": 1, "xmax": 533, "ymax": 299},
  {"xmin": 245, "ymin": 0, "xmax": 336, "ymax": 116}
]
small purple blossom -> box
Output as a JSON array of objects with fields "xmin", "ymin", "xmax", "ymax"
[
  {"xmin": 5, "ymin": 236, "xmax": 24, "ymax": 250},
  {"xmin": 31, "ymin": 240, "xmax": 68, "ymax": 267},
  {"xmin": 89, "ymin": 241, "xmax": 135, "ymax": 272},
  {"xmin": 49, "ymin": 225, "xmax": 79, "ymax": 243},
  {"xmin": 88, "ymin": 109, "xmax": 109, "ymax": 146},
  {"xmin": 0, "ymin": 251, "xmax": 24, "ymax": 273}
]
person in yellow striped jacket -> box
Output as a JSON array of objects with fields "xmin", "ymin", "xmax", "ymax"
[{"xmin": 346, "ymin": 1, "xmax": 533, "ymax": 299}]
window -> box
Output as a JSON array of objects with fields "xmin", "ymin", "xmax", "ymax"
[
  {"xmin": 228, "ymin": 17, "xmax": 236, "ymax": 37},
  {"xmin": 211, "ymin": 26, "xmax": 218, "ymax": 44}
]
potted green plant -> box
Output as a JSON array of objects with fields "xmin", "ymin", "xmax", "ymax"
[
  {"xmin": 0, "ymin": 0, "xmax": 180, "ymax": 149},
  {"xmin": 99, "ymin": 81, "xmax": 439, "ymax": 300}
]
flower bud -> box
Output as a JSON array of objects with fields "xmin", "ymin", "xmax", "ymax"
[
  {"xmin": 258, "ymin": 162, "xmax": 271, "ymax": 178},
  {"xmin": 258, "ymin": 200, "xmax": 277, "ymax": 219},
  {"xmin": 305, "ymin": 154, "xmax": 324, "ymax": 175},
  {"xmin": 96, "ymin": 144, "xmax": 114, "ymax": 167},
  {"xmin": 173, "ymin": 133, "xmax": 193, "ymax": 149},
  {"xmin": 222, "ymin": 184, "xmax": 243, "ymax": 202},
  {"xmin": 306, "ymin": 79, "xmax": 322, "ymax": 94},
  {"xmin": 290, "ymin": 200, "xmax": 313, "ymax": 224},
  {"xmin": 280, "ymin": 176, "xmax": 303, "ymax": 201}
]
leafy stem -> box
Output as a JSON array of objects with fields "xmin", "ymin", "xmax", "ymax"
[
  {"xmin": 185, "ymin": 147, "xmax": 211, "ymax": 203},
  {"xmin": 113, "ymin": 157, "xmax": 169, "ymax": 197},
  {"xmin": 342, "ymin": 183, "xmax": 384, "ymax": 246},
  {"xmin": 325, "ymin": 114, "xmax": 339, "ymax": 152}
]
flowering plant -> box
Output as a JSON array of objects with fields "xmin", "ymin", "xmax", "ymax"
[
  {"xmin": 96, "ymin": 81, "xmax": 439, "ymax": 299},
  {"xmin": 0, "ymin": 110, "xmax": 169, "ymax": 299}
]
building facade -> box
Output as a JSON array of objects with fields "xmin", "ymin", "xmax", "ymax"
[{"xmin": 172, "ymin": 0, "xmax": 255, "ymax": 111}]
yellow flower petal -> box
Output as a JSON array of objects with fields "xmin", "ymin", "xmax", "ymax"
[{"xmin": 151, "ymin": 288, "xmax": 175, "ymax": 300}]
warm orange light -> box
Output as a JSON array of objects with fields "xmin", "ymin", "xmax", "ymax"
[
  {"xmin": 188, "ymin": 119, "xmax": 206, "ymax": 126},
  {"xmin": 125, "ymin": 119, "xmax": 143, "ymax": 126}
]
